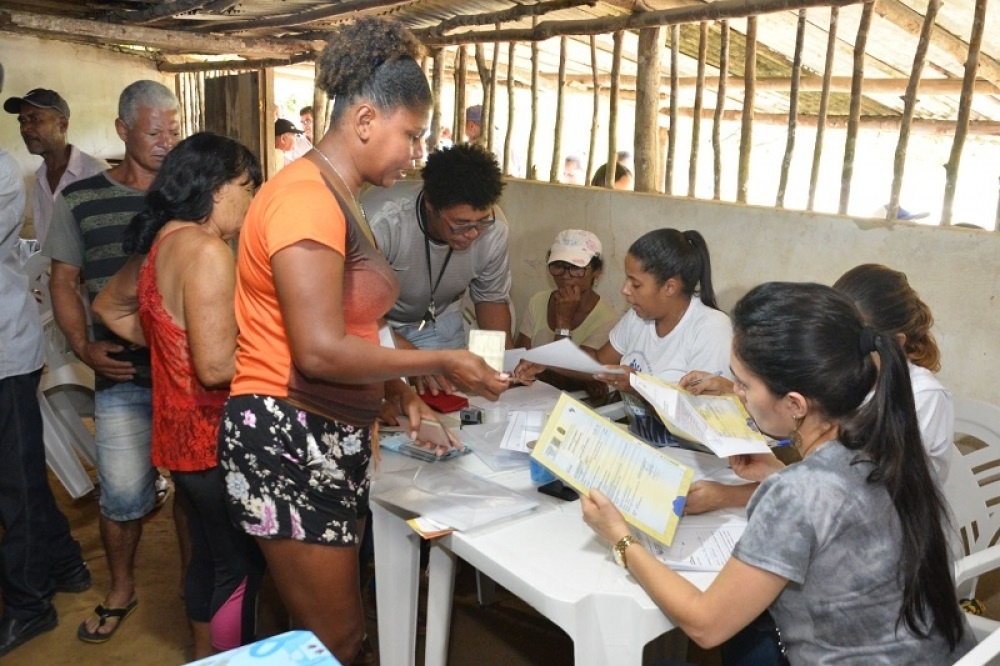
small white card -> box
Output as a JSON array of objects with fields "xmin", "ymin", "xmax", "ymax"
[{"xmin": 468, "ymin": 329, "xmax": 506, "ymax": 372}]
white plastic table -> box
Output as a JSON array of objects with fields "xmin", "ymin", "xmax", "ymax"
[{"xmin": 371, "ymin": 411, "xmax": 745, "ymax": 666}]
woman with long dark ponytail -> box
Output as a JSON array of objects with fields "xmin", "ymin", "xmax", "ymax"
[
  {"xmin": 582, "ymin": 282, "xmax": 973, "ymax": 663},
  {"xmin": 594, "ymin": 228, "xmax": 731, "ymax": 445}
]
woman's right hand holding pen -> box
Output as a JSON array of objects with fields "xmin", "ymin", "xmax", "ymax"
[{"xmin": 679, "ymin": 370, "xmax": 736, "ymax": 396}]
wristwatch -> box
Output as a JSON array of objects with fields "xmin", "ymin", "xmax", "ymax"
[
  {"xmin": 554, "ymin": 328, "xmax": 571, "ymax": 338},
  {"xmin": 612, "ymin": 534, "xmax": 637, "ymax": 569}
]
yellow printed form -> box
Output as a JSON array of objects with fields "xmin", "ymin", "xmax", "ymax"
[
  {"xmin": 629, "ymin": 373, "xmax": 772, "ymax": 457},
  {"xmin": 530, "ymin": 394, "xmax": 693, "ymax": 545}
]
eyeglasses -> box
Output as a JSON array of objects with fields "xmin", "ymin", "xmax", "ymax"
[
  {"xmin": 548, "ymin": 262, "xmax": 589, "ymax": 278},
  {"xmin": 441, "ymin": 207, "xmax": 496, "ymax": 236}
]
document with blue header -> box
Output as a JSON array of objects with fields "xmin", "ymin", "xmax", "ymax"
[{"xmin": 530, "ymin": 393, "xmax": 693, "ymax": 545}]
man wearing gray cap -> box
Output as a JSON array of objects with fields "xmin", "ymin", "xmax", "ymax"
[{"xmin": 3, "ymin": 89, "xmax": 107, "ymax": 245}]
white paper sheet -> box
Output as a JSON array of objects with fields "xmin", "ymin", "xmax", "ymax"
[
  {"xmin": 519, "ymin": 339, "xmax": 626, "ymax": 375},
  {"xmin": 468, "ymin": 329, "xmax": 506, "ymax": 372},
  {"xmin": 637, "ymin": 521, "xmax": 745, "ymax": 571}
]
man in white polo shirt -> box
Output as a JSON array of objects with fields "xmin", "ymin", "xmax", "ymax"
[{"xmin": 4, "ymin": 88, "xmax": 107, "ymax": 244}]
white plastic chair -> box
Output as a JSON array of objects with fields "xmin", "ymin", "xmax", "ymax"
[
  {"xmin": 955, "ymin": 624, "xmax": 1000, "ymax": 666},
  {"xmin": 24, "ymin": 252, "xmax": 96, "ymax": 499},
  {"xmin": 947, "ymin": 398, "xmax": 1000, "ymax": 641}
]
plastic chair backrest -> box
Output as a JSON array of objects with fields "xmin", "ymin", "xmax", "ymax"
[
  {"xmin": 954, "ymin": 624, "xmax": 1000, "ymax": 665},
  {"xmin": 947, "ymin": 397, "xmax": 1000, "ymax": 555}
]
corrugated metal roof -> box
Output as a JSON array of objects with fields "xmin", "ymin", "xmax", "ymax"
[{"xmin": 1, "ymin": 0, "xmax": 997, "ymax": 121}]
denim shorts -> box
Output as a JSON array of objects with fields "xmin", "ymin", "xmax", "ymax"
[
  {"xmin": 394, "ymin": 309, "xmax": 466, "ymax": 350},
  {"xmin": 94, "ymin": 382, "xmax": 156, "ymax": 521}
]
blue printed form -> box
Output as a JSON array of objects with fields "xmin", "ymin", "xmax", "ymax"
[{"xmin": 531, "ymin": 394, "xmax": 693, "ymax": 546}]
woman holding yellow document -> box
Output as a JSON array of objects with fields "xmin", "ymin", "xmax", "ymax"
[{"xmin": 582, "ymin": 282, "xmax": 974, "ymax": 664}]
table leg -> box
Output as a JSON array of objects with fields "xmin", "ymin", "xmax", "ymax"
[
  {"xmin": 424, "ymin": 542, "xmax": 457, "ymax": 666},
  {"xmin": 371, "ymin": 501, "xmax": 421, "ymax": 666}
]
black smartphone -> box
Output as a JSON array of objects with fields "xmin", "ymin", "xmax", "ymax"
[{"xmin": 537, "ymin": 480, "xmax": 579, "ymax": 502}]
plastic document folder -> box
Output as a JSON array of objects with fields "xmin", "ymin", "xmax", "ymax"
[
  {"xmin": 530, "ymin": 394, "xmax": 693, "ymax": 546},
  {"xmin": 186, "ymin": 630, "xmax": 340, "ymax": 665},
  {"xmin": 376, "ymin": 465, "xmax": 540, "ymax": 532}
]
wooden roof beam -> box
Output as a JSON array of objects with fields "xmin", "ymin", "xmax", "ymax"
[
  {"xmin": 874, "ymin": 0, "xmax": 1000, "ymax": 90},
  {"xmin": 421, "ymin": 0, "xmax": 599, "ymax": 39},
  {"xmin": 418, "ymin": 0, "xmax": 868, "ymax": 46},
  {"xmin": 0, "ymin": 9, "xmax": 316, "ymax": 57},
  {"xmin": 559, "ymin": 73, "xmax": 1000, "ymax": 95},
  {"xmin": 672, "ymin": 107, "xmax": 1000, "ymax": 135}
]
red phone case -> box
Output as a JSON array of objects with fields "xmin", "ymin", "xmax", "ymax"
[{"xmin": 419, "ymin": 392, "xmax": 469, "ymax": 413}]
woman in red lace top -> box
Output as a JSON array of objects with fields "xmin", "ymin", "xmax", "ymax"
[{"xmin": 94, "ymin": 132, "xmax": 263, "ymax": 659}]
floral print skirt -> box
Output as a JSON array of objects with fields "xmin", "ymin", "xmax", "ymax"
[{"xmin": 218, "ymin": 394, "xmax": 371, "ymax": 545}]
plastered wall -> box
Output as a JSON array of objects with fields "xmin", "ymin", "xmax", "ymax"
[
  {"xmin": 0, "ymin": 34, "xmax": 172, "ymax": 213},
  {"xmin": 501, "ymin": 180, "xmax": 998, "ymax": 405}
]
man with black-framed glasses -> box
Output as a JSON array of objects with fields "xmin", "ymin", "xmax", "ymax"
[{"xmin": 362, "ymin": 143, "xmax": 512, "ymax": 354}]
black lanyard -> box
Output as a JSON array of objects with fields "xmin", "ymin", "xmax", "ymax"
[{"xmin": 417, "ymin": 191, "xmax": 453, "ymax": 328}]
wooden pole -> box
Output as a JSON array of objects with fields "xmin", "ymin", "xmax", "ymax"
[
  {"xmin": 550, "ymin": 36, "xmax": 568, "ymax": 183},
  {"xmin": 808, "ymin": 6, "xmax": 838, "ymax": 210},
  {"xmin": 666, "ymin": 25, "xmax": 679, "ymax": 194},
  {"xmin": 475, "ymin": 44, "xmax": 491, "ymax": 136},
  {"xmin": 713, "ymin": 20, "xmax": 729, "ymax": 200},
  {"xmin": 505, "ymin": 41, "xmax": 517, "ymax": 176},
  {"xmin": 634, "ymin": 27, "xmax": 662, "ymax": 193},
  {"xmin": 606, "ymin": 30, "xmax": 623, "ymax": 188},
  {"xmin": 528, "ymin": 21, "xmax": 540, "ymax": 180},
  {"xmin": 888, "ymin": 0, "xmax": 941, "ymax": 220},
  {"xmin": 688, "ymin": 22, "xmax": 708, "ymax": 198},
  {"xmin": 488, "ymin": 33, "xmax": 500, "ymax": 153},
  {"xmin": 429, "ymin": 48, "xmax": 444, "ymax": 153},
  {"xmin": 587, "ymin": 35, "xmax": 600, "ymax": 183},
  {"xmin": 312, "ymin": 61, "xmax": 325, "ymax": 143},
  {"xmin": 942, "ymin": 0, "xmax": 987, "ymax": 226},
  {"xmin": 839, "ymin": 1, "xmax": 873, "ymax": 215},
  {"xmin": 455, "ymin": 46, "xmax": 467, "ymax": 142},
  {"xmin": 776, "ymin": 9, "xmax": 806, "ymax": 208},
  {"xmin": 995, "ymin": 177, "xmax": 1000, "ymax": 231},
  {"xmin": 737, "ymin": 16, "xmax": 757, "ymax": 204}
]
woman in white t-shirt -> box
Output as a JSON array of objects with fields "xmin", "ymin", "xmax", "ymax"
[
  {"xmin": 595, "ymin": 228, "xmax": 732, "ymax": 445},
  {"xmin": 683, "ymin": 264, "xmax": 953, "ymax": 523},
  {"xmin": 834, "ymin": 263, "xmax": 953, "ymax": 481}
]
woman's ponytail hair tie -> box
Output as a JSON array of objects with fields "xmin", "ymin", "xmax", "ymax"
[{"xmin": 860, "ymin": 326, "xmax": 879, "ymax": 354}]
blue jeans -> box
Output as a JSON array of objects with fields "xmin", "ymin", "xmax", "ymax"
[
  {"xmin": 394, "ymin": 310, "xmax": 466, "ymax": 350},
  {"xmin": 94, "ymin": 382, "xmax": 156, "ymax": 522}
]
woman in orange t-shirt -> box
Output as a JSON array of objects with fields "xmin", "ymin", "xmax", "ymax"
[{"xmin": 217, "ymin": 18, "xmax": 508, "ymax": 663}]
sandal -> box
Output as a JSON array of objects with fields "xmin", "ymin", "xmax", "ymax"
[
  {"xmin": 154, "ymin": 474, "xmax": 171, "ymax": 509},
  {"xmin": 77, "ymin": 600, "xmax": 138, "ymax": 643}
]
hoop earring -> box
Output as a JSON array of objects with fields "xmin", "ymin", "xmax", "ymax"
[{"xmin": 789, "ymin": 416, "xmax": 805, "ymax": 450}]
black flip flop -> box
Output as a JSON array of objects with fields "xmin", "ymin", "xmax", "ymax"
[{"xmin": 76, "ymin": 600, "xmax": 138, "ymax": 643}]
